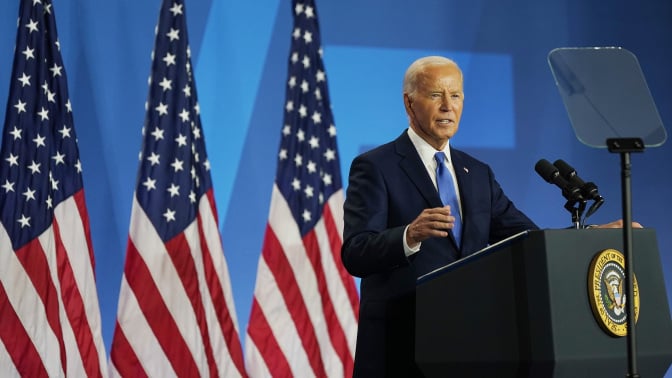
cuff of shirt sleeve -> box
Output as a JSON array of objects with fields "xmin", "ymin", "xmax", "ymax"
[{"xmin": 403, "ymin": 225, "xmax": 421, "ymax": 257}]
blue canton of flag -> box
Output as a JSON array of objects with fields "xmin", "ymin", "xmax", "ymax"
[
  {"xmin": 136, "ymin": 1, "xmax": 211, "ymax": 240},
  {"xmin": 1, "ymin": 0, "xmax": 82, "ymax": 250},
  {"xmin": 276, "ymin": 0, "xmax": 342, "ymax": 237}
]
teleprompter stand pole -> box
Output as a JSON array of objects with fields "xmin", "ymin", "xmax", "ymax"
[{"xmin": 607, "ymin": 137, "xmax": 645, "ymax": 378}]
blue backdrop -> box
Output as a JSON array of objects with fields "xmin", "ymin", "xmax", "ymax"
[{"xmin": 1, "ymin": 0, "xmax": 671, "ymax": 374}]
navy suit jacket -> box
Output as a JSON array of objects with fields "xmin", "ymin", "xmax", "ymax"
[{"xmin": 342, "ymin": 130, "xmax": 538, "ymax": 377}]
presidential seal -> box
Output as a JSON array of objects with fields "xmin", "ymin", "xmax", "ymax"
[{"xmin": 588, "ymin": 249, "xmax": 639, "ymax": 337}]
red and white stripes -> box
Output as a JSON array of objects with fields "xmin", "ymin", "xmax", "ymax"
[
  {"xmin": 0, "ymin": 190, "xmax": 107, "ymax": 377},
  {"xmin": 245, "ymin": 187, "xmax": 358, "ymax": 377},
  {"xmin": 109, "ymin": 191, "xmax": 245, "ymax": 377}
]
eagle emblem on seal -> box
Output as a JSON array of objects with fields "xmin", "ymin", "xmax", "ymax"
[{"xmin": 588, "ymin": 249, "xmax": 639, "ymax": 337}]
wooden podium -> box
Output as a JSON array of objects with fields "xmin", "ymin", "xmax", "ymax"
[{"xmin": 415, "ymin": 229, "xmax": 672, "ymax": 377}]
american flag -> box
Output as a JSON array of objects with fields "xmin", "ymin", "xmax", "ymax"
[
  {"xmin": 244, "ymin": 1, "xmax": 360, "ymax": 376},
  {"xmin": 108, "ymin": 0, "xmax": 246, "ymax": 376},
  {"xmin": 0, "ymin": 0, "xmax": 108, "ymax": 377}
]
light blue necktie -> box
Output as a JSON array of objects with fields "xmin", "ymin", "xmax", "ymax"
[{"xmin": 434, "ymin": 152, "xmax": 462, "ymax": 247}]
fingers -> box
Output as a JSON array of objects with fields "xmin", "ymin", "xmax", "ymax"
[
  {"xmin": 422, "ymin": 205, "xmax": 454, "ymax": 216},
  {"xmin": 407, "ymin": 206, "xmax": 457, "ymax": 245},
  {"xmin": 594, "ymin": 219, "xmax": 644, "ymax": 229}
]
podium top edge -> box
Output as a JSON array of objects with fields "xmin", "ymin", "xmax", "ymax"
[
  {"xmin": 415, "ymin": 228, "xmax": 656, "ymax": 285},
  {"xmin": 417, "ymin": 230, "xmax": 531, "ymax": 284}
]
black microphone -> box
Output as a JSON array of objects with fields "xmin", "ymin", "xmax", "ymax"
[
  {"xmin": 553, "ymin": 159, "xmax": 604, "ymax": 218},
  {"xmin": 553, "ymin": 159, "xmax": 601, "ymax": 201},
  {"xmin": 534, "ymin": 159, "xmax": 584, "ymax": 202}
]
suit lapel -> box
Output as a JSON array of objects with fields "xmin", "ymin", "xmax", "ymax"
[{"xmin": 394, "ymin": 132, "xmax": 444, "ymax": 209}]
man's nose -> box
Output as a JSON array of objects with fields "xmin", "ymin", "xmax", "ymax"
[{"xmin": 440, "ymin": 97, "xmax": 451, "ymax": 110}]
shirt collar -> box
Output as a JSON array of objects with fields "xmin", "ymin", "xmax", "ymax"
[{"xmin": 406, "ymin": 127, "xmax": 452, "ymax": 166}]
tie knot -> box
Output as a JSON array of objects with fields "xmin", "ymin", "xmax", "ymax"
[{"xmin": 434, "ymin": 151, "xmax": 446, "ymax": 165}]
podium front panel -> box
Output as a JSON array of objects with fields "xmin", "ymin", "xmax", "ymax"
[{"xmin": 415, "ymin": 229, "xmax": 672, "ymax": 377}]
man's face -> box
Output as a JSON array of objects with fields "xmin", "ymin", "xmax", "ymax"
[{"xmin": 404, "ymin": 64, "xmax": 464, "ymax": 150}]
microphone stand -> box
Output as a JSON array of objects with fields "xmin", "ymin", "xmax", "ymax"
[
  {"xmin": 607, "ymin": 137, "xmax": 644, "ymax": 378},
  {"xmin": 564, "ymin": 199, "xmax": 585, "ymax": 229}
]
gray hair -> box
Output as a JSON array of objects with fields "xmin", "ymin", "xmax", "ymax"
[{"xmin": 402, "ymin": 56, "xmax": 462, "ymax": 97}]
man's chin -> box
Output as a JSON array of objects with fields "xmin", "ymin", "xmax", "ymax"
[{"xmin": 440, "ymin": 129, "xmax": 457, "ymax": 140}]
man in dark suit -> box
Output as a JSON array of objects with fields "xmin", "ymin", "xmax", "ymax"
[{"xmin": 341, "ymin": 56, "xmax": 539, "ymax": 377}]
